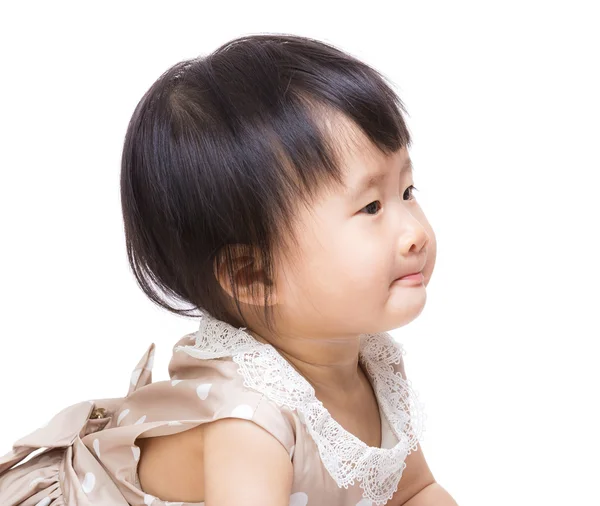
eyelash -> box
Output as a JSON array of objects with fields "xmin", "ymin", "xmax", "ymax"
[{"xmin": 360, "ymin": 185, "xmax": 418, "ymax": 216}]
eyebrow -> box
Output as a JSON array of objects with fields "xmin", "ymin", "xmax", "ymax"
[{"xmin": 346, "ymin": 157, "xmax": 413, "ymax": 200}]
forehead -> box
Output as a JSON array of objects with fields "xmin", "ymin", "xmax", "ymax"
[
  {"xmin": 331, "ymin": 118, "xmax": 411, "ymax": 187},
  {"xmin": 343, "ymin": 145, "xmax": 410, "ymax": 185}
]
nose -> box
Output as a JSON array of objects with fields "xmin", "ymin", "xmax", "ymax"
[{"xmin": 392, "ymin": 204, "xmax": 429, "ymax": 256}]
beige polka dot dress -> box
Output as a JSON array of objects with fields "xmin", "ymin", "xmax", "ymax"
[{"xmin": 0, "ymin": 313, "xmax": 426, "ymax": 506}]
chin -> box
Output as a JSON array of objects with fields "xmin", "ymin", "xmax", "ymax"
[
  {"xmin": 361, "ymin": 314, "xmax": 411, "ymax": 335},
  {"xmin": 385, "ymin": 297, "xmax": 427, "ymax": 331}
]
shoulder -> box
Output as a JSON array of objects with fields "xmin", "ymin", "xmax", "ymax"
[
  {"xmin": 133, "ymin": 351, "xmax": 297, "ymax": 505},
  {"xmin": 202, "ymin": 416, "xmax": 294, "ymax": 505},
  {"xmin": 135, "ymin": 350, "xmax": 296, "ymax": 505},
  {"xmin": 122, "ymin": 347, "xmax": 297, "ymax": 455},
  {"xmin": 165, "ymin": 328, "xmax": 300, "ymax": 451},
  {"xmin": 136, "ymin": 394, "xmax": 295, "ymax": 505}
]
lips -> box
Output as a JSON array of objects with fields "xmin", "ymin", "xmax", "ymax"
[
  {"xmin": 398, "ymin": 271, "xmax": 424, "ymax": 281},
  {"xmin": 394, "ymin": 259, "xmax": 426, "ymax": 282},
  {"xmin": 391, "ymin": 265, "xmax": 427, "ymax": 285},
  {"xmin": 396, "ymin": 267, "xmax": 424, "ymax": 279}
]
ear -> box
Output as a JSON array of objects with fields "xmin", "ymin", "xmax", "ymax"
[{"xmin": 213, "ymin": 244, "xmax": 279, "ymax": 307}]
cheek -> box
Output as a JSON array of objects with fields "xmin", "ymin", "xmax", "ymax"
[
  {"xmin": 276, "ymin": 212, "xmax": 393, "ymax": 303},
  {"xmin": 310, "ymin": 227, "xmax": 390, "ymax": 289},
  {"xmin": 423, "ymin": 223, "xmax": 437, "ymax": 284}
]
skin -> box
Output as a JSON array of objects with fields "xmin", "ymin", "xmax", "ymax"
[{"xmin": 137, "ymin": 117, "xmax": 447, "ymax": 505}]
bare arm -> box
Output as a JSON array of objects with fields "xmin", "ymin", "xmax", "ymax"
[
  {"xmin": 402, "ymin": 483, "xmax": 459, "ymax": 506},
  {"xmin": 203, "ymin": 417, "xmax": 293, "ymax": 506},
  {"xmin": 386, "ymin": 443, "xmax": 459, "ymax": 506}
]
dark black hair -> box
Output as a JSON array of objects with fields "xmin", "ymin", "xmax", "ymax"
[{"xmin": 120, "ymin": 33, "xmax": 412, "ymax": 331}]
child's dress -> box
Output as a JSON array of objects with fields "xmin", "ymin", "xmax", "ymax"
[{"xmin": 2, "ymin": 313, "xmax": 426, "ymax": 506}]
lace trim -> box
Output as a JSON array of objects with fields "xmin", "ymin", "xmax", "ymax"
[{"xmin": 175, "ymin": 314, "xmax": 426, "ymax": 505}]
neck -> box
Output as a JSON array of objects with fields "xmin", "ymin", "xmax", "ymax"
[{"xmin": 248, "ymin": 326, "xmax": 364, "ymax": 395}]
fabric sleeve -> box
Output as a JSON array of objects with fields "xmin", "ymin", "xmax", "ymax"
[{"xmin": 123, "ymin": 357, "xmax": 297, "ymax": 459}]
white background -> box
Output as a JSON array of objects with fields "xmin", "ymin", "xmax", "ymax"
[{"xmin": 1, "ymin": 1, "xmax": 599, "ymax": 504}]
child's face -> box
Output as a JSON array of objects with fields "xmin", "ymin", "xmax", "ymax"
[{"xmin": 272, "ymin": 140, "xmax": 437, "ymax": 337}]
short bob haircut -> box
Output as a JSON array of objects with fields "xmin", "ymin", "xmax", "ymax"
[{"xmin": 120, "ymin": 33, "xmax": 412, "ymax": 332}]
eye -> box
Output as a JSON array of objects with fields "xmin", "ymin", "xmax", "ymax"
[
  {"xmin": 405, "ymin": 185, "xmax": 418, "ymax": 200},
  {"xmin": 360, "ymin": 200, "xmax": 382, "ymax": 215},
  {"xmin": 359, "ymin": 186, "xmax": 418, "ymax": 216}
]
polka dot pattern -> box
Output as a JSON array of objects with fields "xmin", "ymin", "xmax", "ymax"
[
  {"xmin": 231, "ymin": 404, "xmax": 254, "ymax": 420},
  {"xmin": 196, "ymin": 383, "xmax": 212, "ymax": 400},
  {"xmin": 0, "ymin": 319, "xmax": 417, "ymax": 506},
  {"xmin": 289, "ymin": 492, "xmax": 309, "ymax": 506},
  {"xmin": 93, "ymin": 438, "xmax": 100, "ymax": 458},
  {"xmin": 130, "ymin": 368, "xmax": 143, "ymax": 386},
  {"xmin": 131, "ymin": 445, "xmax": 140, "ymax": 462},
  {"xmin": 81, "ymin": 471, "xmax": 96, "ymax": 494},
  {"xmin": 117, "ymin": 408, "xmax": 130, "ymax": 425}
]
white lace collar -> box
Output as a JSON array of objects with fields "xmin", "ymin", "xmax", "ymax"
[{"xmin": 175, "ymin": 313, "xmax": 426, "ymax": 505}]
